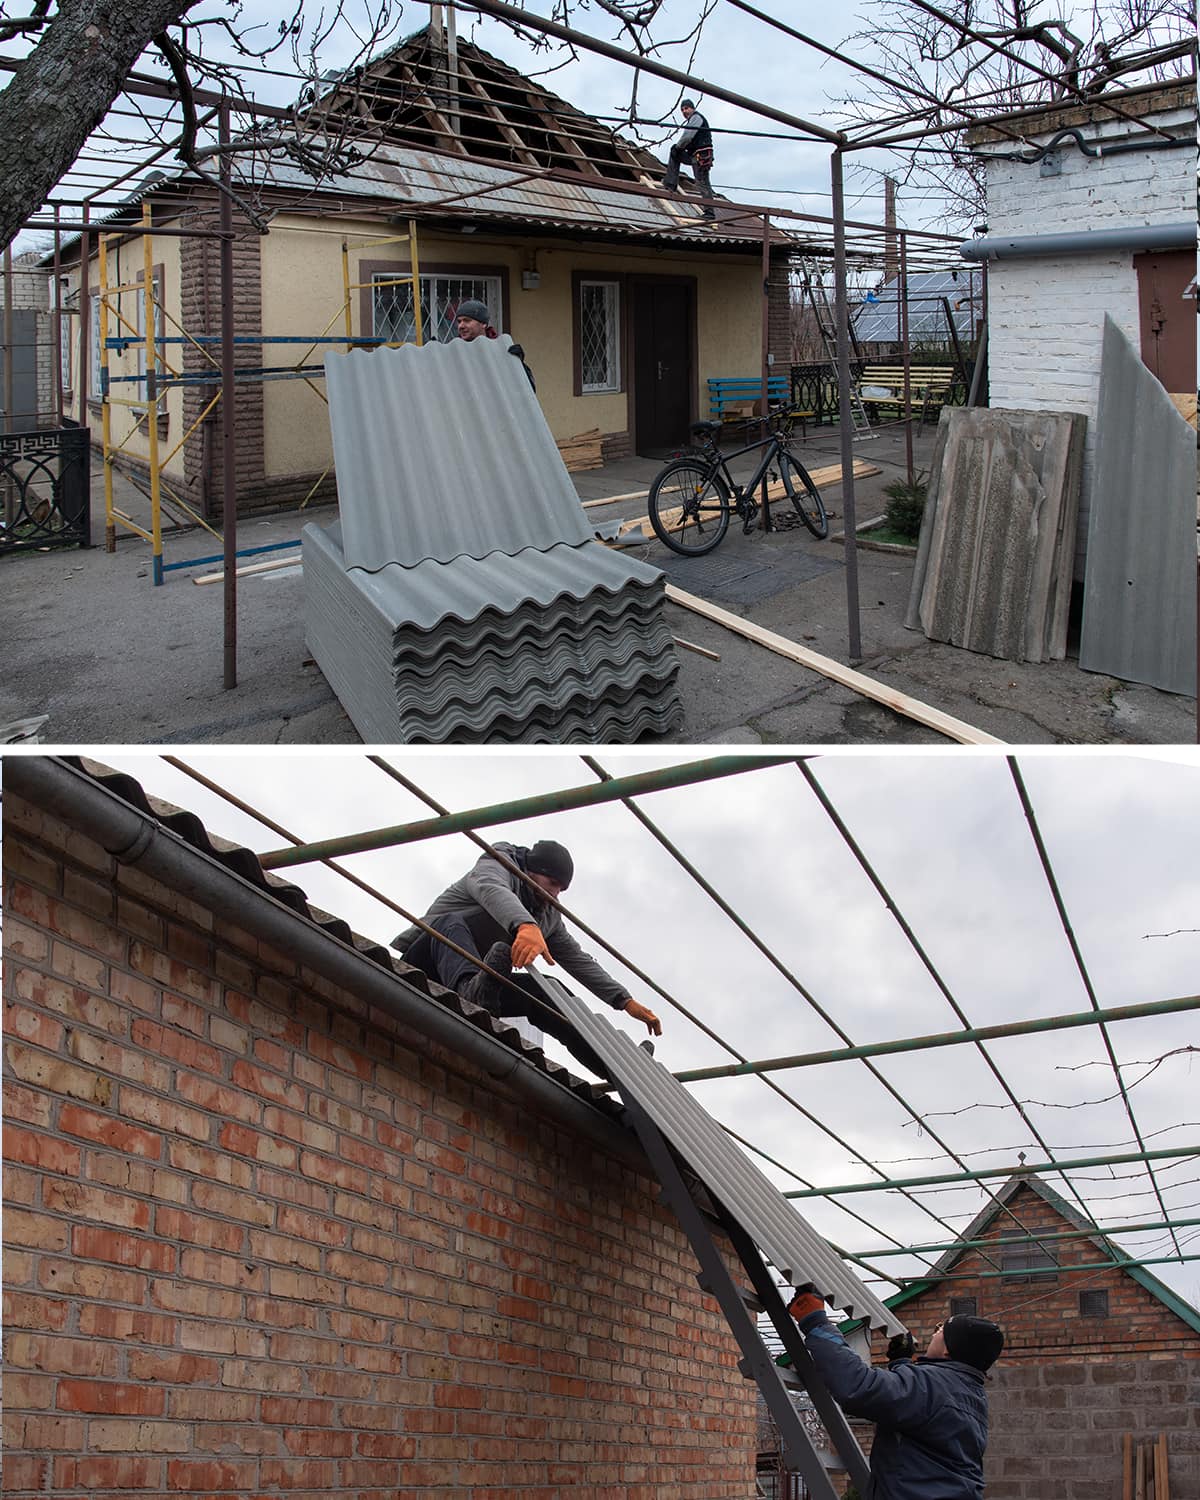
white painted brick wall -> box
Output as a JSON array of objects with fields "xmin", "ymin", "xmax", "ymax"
[{"xmin": 975, "ymin": 109, "xmax": 1192, "ymax": 573}]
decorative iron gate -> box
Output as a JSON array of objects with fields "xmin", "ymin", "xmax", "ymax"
[{"xmin": 0, "ymin": 425, "xmax": 91, "ymax": 556}]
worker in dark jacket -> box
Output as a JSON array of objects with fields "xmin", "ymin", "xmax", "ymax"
[
  {"xmin": 662, "ymin": 99, "xmax": 715, "ymax": 219},
  {"xmin": 395, "ymin": 840, "xmax": 661, "ymax": 1065},
  {"xmin": 788, "ymin": 1291, "xmax": 1003, "ymax": 1500}
]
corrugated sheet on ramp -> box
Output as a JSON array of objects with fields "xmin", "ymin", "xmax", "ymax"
[{"xmin": 538, "ymin": 974, "xmax": 903, "ymax": 1334}]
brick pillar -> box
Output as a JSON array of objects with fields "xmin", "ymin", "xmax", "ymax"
[{"xmin": 181, "ymin": 209, "xmax": 265, "ymax": 520}]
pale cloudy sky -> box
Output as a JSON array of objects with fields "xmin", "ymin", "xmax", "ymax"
[{"xmin": 89, "ymin": 747, "xmax": 1200, "ymax": 1313}]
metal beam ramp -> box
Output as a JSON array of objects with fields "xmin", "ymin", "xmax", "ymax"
[{"xmin": 531, "ymin": 971, "xmax": 905, "ymax": 1500}]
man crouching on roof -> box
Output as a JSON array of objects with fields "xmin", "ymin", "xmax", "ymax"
[{"xmin": 394, "ymin": 839, "xmax": 661, "ymax": 1063}]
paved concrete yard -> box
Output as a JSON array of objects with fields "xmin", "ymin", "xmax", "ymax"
[{"xmin": 1, "ymin": 427, "xmax": 1194, "ymax": 745}]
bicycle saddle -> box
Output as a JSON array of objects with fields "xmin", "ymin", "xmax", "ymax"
[{"xmin": 690, "ymin": 420, "xmax": 723, "ymax": 437}]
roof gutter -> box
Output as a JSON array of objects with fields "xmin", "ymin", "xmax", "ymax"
[
  {"xmin": 6, "ymin": 756, "xmax": 643, "ymax": 1169},
  {"xmin": 960, "ymin": 222, "xmax": 1196, "ymax": 261}
]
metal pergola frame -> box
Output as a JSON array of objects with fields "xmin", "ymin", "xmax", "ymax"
[
  {"xmin": 156, "ymin": 750, "xmax": 1200, "ymax": 1278},
  {"xmin": 4, "ymin": 0, "xmax": 1192, "ymax": 693},
  {"xmin": 120, "ymin": 748, "xmax": 1199, "ymax": 1490}
]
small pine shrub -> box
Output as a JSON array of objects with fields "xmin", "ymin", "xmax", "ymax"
[{"xmin": 883, "ymin": 472, "xmax": 928, "ymax": 540}]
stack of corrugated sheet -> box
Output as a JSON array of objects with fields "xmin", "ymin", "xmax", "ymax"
[{"xmin": 304, "ymin": 337, "xmax": 682, "ymax": 742}]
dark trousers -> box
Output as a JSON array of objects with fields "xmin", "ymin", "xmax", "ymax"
[
  {"xmin": 663, "ymin": 143, "xmax": 713, "ymax": 205},
  {"xmin": 405, "ymin": 911, "xmax": 610, "ymax": 1077}
]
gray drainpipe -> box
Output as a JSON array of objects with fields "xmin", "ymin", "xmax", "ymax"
[
  {"xmin": 960, "ymin": 222, "xmax": 1196, "ymax": 261},
  {"xmin": 7, "ymin": 756, "xmax": 643, "ymax": 1169}
]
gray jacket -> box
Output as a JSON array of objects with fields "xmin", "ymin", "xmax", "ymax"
[{"xmin": 395, "ymin": 843, "xmax": 630, "ymax": 1009}]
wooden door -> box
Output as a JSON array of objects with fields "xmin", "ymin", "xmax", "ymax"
[{"xmin": 632, "ymin": 279, "xmax": 693, "ymax": 455}]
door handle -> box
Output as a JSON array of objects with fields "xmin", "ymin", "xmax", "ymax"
[{"xmin": 657, "ymin": 361, "xmax": 665, "ymax": 381}]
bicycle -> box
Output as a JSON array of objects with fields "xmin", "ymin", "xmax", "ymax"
[{"xmin": 647, "ymin": 407, "xmax": 828, "ymax": 556}]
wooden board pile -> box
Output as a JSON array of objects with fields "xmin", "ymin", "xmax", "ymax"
[
  {"xmin": 556, "ymin": 428, "xmax": 604, "ymax": 472},
  {"xmin": 1123, "ymin": 1433, "xmax": 1170, "ymax": 1500}
]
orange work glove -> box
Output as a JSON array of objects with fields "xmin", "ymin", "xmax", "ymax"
[
  {"xmin": 623, "ymin": 998, "xmax": 662, "ymax": 1036},
  {"xmin": 787, "ymin": 1286, "xmax": 828, "ymax": 1331},
  {"xmin": 511, "ymin": 923, "xmax": 553, "ymax": 968}
]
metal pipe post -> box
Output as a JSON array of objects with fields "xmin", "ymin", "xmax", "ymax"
[
  {"xmin": 142, "ymin": 204, "xmax": 164, "ymax": 585},
  {"xmin": 219, "ymin": 98, "xmax": 238, "ymax": 689},
  {"xmin": 78, "ymin": 205, "xmax": 91, "ymax": 426},
  {"xmin": 900, "ymin": 229, "xmax": 913, "ymax": 484},
  {"xmin": 52, "ymin": 207, "xmax": 64, "ymax": 428},
  {"xmin": 830, "ymin": 148, "xmax": 861, "ymax": 660}
]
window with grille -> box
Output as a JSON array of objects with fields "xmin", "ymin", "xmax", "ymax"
[
  {"xmin": 1079, "ymin": 1289, "xmax": 1109, "ymax": 1317},
  {"xmin": 579, "ymin": 279, "xmax": 621, "ymax": 393},
  {"xmin": 372, "ymin": 271, "xmax": 502, "ymax": 345},
  {"xmin": 949, "ymin": 1297, "xmax": 978, "ymax": 1318},
  {"xmin": 1001, "ymin": 1246, "xmax": 1058, "ymax": 1284}
]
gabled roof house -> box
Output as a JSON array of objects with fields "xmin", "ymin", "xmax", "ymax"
[{"xmin": 54, "ymin": 24, "xmax": 805, "ymax": 517}]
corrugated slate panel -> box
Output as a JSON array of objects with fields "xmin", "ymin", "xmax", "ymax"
[
  {"xmin": 325, "ymin": 337, "xmax": 594, "ymax": 570},
  {"xmin": 539, "ymin": 975, "xmax": 904, "ymax": 1334},
  {"xmin": 907, "ymin": 407, "xmax": 1085, "ymax": 662},
  {"xmin": 1078, "ymin": 315, "xmax": 1197, "ymax": 695}
]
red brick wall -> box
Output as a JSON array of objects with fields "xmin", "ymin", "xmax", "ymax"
[{"xmin": 3, "ymin": 792, "xmax": 757, "ymax": 1499}]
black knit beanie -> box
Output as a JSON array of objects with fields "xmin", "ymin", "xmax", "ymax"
[
  {"xmin": 456, "ymin": 299, "xmax": 490, "ymax": 324},
  {"xmin": 943, "ymin": 1314, "xmax": 1004, "ymax": 1372},
  {"xmin": 526, "ymin": 840, "xmax": 574, "ymax": 889}
]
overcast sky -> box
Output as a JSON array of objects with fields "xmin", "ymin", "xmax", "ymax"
[
  {"xmin": 84, "ymin": 747, "xmax": 1200, "ymax": 1314},
  {"xmin": 5, "ymin": 0, "xmax": 1116, "ymax": 255}
]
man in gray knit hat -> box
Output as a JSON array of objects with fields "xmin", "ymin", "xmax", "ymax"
[
  {"xmin": 453, "ymin": 298, "xmax": 535, "ymax": 389},
  {"xmin": 395, "ymin": 840, "xmax": 661, "ymax": 1062}
]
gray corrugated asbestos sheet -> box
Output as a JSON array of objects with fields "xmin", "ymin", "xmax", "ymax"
[
  {"xmin": 1078, "ymin": 315, "xmax": 1197, "ymax": 695},
  {"xmin": 540, "ymin": 975, "xmax": 904, "ymax": 1336},
  {"xmin": 325, "ymin": 339, "xmax": 594, "ymax": 569},
  {"xmin": 307, "ymin": 337, "xmax": 683, "ymax": 741}
]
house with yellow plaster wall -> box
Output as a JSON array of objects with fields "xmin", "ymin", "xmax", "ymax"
[{"xmin": 52, "ymin": 24, "xmax": 804, "ymax": 520}]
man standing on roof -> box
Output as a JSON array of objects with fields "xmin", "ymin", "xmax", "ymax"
[
  {"xmin": 453, "ymin": 298, "xmax": 536, "ymax": 390},
  {"xmin": 394, "ymin": 840, "xmax": 662, "ymax": 1063},
  {"xmin": 662, "ymin": 99, "xmax": 715, "ymax": 220},
  {"xmin": 787, "ymin": 1292, "xmax": 1004, "ymax": 1500}
]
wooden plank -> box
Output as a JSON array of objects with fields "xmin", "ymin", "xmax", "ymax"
[
  {"xmin": 1157, "ymin": 1433, "xmax": 1170, "ymax": 1500},
  {"xmin": 1169, "ymin": 392, "xmax": 1197, "ymax": 429},
  {"xmin": 1136, "ymin": 1440, "xmax": 1146, "ymax": 1500},
  {"xmin": 580, "ymin": 488, "xmax": 649, "ymax": 510},
  {"xmin": 663, "ymin": 583, "xmax": 1004, "ymax": 745},
  {"xmin": 672, "ymin": 636, "xmax": 721, "ymax": 661},
  {"xmin": 194, "ymin": 555, "xmax": 301, "ymax": 585},
  {"xmin": 1124, "ymin": 1434, "xmax": 1135, "ymax": 1500}
]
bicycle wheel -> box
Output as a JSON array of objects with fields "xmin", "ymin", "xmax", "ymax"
[
  {"xmin": 648, "ymin": 459, "xmax": 731, "ymax": 556},
  {"xmin": 778, "ymin": 452, "xmax": 828, "ymax": 538}
]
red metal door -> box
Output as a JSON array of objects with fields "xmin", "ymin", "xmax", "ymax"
[{"xmin": 1133, "ymin": 249, "xmax": 1196, "ymax": 393}]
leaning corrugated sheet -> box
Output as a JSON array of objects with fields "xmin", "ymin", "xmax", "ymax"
[
  {"xmin": 325, "ymin": 337, "xmax": 594, "ymax": 569},
  {"xmin": 309, "ymin": 334, "xmax": 683, "ymax": 742},
  {"xmin": 1078, "ymin": 314, "xmax": 1197, "ymax": 695},
  {"xmin": 539, "ymin": 973, "xmax": 905, "ymax": 1335}
]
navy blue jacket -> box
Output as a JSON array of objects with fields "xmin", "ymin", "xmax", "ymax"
[{"xmin": 804, "ymin": 1318, "xmax": 989, "ymax": 1500}]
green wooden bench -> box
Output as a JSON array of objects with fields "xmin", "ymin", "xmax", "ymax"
[{"xmin": 855, "ymin": 364, "xmax": 963, "ymax": 424}]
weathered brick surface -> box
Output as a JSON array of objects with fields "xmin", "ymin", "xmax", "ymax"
[{"xmin": 3, "ymin": 790, "xmax": 757, "ymax": 1498}]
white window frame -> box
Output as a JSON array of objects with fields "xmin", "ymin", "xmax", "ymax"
[{"xmin": 579, "ymin": 279, "xmax": 621, "ymax": 394}]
